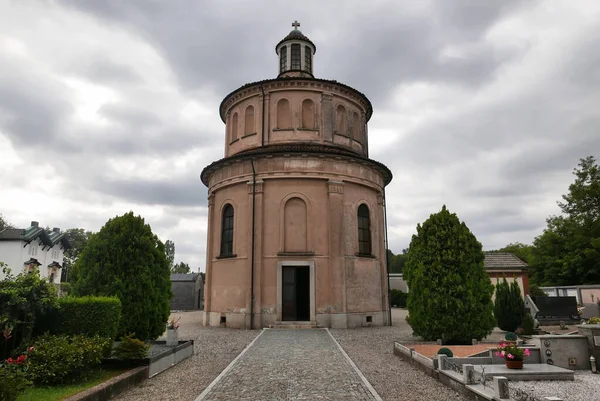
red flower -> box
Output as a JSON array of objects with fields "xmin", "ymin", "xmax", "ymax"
[
  {"xmin": 29, "ymin": 347, "xmax": 34, "ymax": 352},
  {"xmin": 6, "ymin": 358, "xmax": 13, "ymax": 364}
]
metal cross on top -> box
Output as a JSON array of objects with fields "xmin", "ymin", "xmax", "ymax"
[{"xmin": 292, "ymin": 20, "xmax": 300, "ymax": 30}]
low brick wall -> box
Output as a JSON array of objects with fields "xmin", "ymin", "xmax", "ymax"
[{"xmin": 64, "ymin": 366, "xmax": 148, "ymax": 401}]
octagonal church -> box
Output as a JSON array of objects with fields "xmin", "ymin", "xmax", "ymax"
[{"xmin": 201, "ymin": 23, "xmax": 393, "ymax": 329}]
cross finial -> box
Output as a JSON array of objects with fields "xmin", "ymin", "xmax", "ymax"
[{"xmin": 292, "ymin": 20, "xmax": 300, "ymax": 30}]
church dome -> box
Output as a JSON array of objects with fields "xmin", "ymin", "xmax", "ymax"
[{"xmin": 275, "ymin": 29, "xmax": 316, "ymax": 53}]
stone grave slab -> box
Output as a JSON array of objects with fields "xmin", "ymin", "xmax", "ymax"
[{"xmin": 473, "ymin": 363, "xmax": 574, "ymax": 381}]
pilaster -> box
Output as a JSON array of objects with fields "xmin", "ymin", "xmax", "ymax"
[
  {"xmin": 203, "ymin": 192, "xmax": 215, "ymax": 326},
  {"xmin": 328, "ymin": 180, "xmax": 345, "ymax": 314},
  {"xmin": 322, "ymin": 93, "xmax": 334, "ymax": 142},
  {"xmin": 247, "ymin": 179, "xmax": 264, "ymax": 329}
]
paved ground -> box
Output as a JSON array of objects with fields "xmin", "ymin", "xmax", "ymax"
[{"xmin": 197, "ymin": 329, "xmax": 379, "ymax": 401}]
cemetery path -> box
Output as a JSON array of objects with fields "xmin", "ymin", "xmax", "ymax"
[{"xmin": 195, "ymin": 328, "xmax": 381, "ymax": 401}]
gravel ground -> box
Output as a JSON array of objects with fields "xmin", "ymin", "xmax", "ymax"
[
  {"xmin": 509, "ymin": 371, "xmax": 600, "ymax": 401},
  {"xmin": 330, "ymin": 309, "xmax": 469, "ymax": 401},
  {"xmin": 113, "ymin": 311, "xmax": 258, "ymax": 401}
]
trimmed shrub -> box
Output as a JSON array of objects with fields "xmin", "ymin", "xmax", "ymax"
[
  {"xmin": 28, "ymin": 334, "xmax": 109, "ymax": 386},
  {"xmin": 389, "ymin": 289, "xmax": 407, "ymax": 308},
  {"xmin": 522, "ymin": 314, "xmax": 535, "ymax": 335},
  {"xmin": 403, "ymin": 206, "xmax": 495, "ymax": 344},
  {"xmin": 55, "ymin": 296, "xmax": 121, "ymax": 340},
  {"xmin": 437, "ymin": 347, "xmax": 453, "ymax": 357},
  {"xmin": 113, "ymin": 334, "xmax": 150, "ymax": 360},
  {"xmin": 505, "ymin": 332, "xmax": 518, "ymax": 341}
]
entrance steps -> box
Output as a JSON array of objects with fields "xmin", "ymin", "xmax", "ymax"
[{"xmin": 269, "ymin": 321, "xmax": 319, "ymax": 329}]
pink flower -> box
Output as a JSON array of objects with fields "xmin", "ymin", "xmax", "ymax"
[
  {"xmin": 500, "ymin": 342, "xmax": 506, "ymax": 348},
  {"xmin": 524, "ymin": 348, "xmax": 531, "ymax": 356},
  {"xmin": 500, "ymin": 350, "xmax": 505, "ymax": 357},
  {"xmin": 507, "ymin": 353, "xmax": 514, "ymax": 359},
  {"xmin": 29, "ymin": 347, "xmax": 34, "ymax": 352},
  {"xmin": 495, "ymin": 352, "xmax": 500, "ymax": 357}
]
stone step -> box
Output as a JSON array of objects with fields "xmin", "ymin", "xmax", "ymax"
[{"xmin": 269, "ymin": 321, "xmax": 319, "ymax": 329}]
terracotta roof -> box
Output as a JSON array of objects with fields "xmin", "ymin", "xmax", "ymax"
[
  {"xmin": 275, "ymin": 29, "xmax": 316, "ymax": 52},
  {"xmin": 219, "ymin": 77, "xmax": 373, "ymax": 123},
  {"xmin": 484, "ymin": 252, "xmax": 528, "ymax": 270},
  {"xmin": 200, "ymin": 143, "xmax": 393, "ymax": 187}
]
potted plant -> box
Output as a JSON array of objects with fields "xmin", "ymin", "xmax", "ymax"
[
  {"xmin": 166, "ymin": 317, "xmax": 180, "ymax": 346},
  {"xmin": 495, "ymin": 341, "xmax": 531, "ymax": 369}
]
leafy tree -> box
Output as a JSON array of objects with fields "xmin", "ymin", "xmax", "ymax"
[
  {"xmin": 61, "ymin": 228, "xmax": 93, "ymax": 282},
  {"xmin": 71, "ymin": 212, "xmax": 172, "ymax": 340},
  {"xmin": 494, "ymin": 277, "xmax": 525, "ymax": 332},
  {"xmin": 165, "ymin": 240, "xmax": 175, "ymax": 269},
  {"xmin": 529, "ymin": 284, "xmax": 547, "ymax": 297},
  {"xmin": 530, "ymin": 156, "xmax": 600, "ymax": 285},
  {"xmin": 389, "ymin": 248, "xmax": 408, "ymax": 274},
  {"xmin": 403, "ymin": 206, "xmax": 495, "ymax": 343},
  {"xmin": 171, "ymin": 262, "xmax": 191, "ymax": 274},
  {"xmin": 0, "ymin": 214, "xmax": 13, "ymax": 231}
]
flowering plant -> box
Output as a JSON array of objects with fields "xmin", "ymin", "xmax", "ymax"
[
  {"xmin": 0, "ymin": 347, "xmax": 34, "ymax": 401},
  {"xmin": 167, "ymin": 317, "xmax": 180, "ymax": 330},
  {"xmin": 495, "ymin": 342, "xmax": 530, "ymax": 361}
]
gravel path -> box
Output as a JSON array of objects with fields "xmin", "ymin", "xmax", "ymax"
[
  {"xmin": 509, "ymin": 371, "xmax": 600, "ymax": 401},
  {"xmin": 330, "ymin": 309, "xmax": 468, "ymax": 401},
  {"xmin": 113, "ymin": 311, "xmax": 258, "ymax": 401}
]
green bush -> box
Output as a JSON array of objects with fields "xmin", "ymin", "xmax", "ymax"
[
  {"xmin": 505, "ymin": 332, "xmax": 518, "ymax": 341},
  {"xmin": 529, "ymin": 284, "xmax": 547, "ymax": 297},
  {"xmin": 403, "ymin": 206, "xmax": 495, "ymax": 344},
  {"xmin": 28, "ymin": 334, "xmax": 109, "ymax": 386},
  {"xmin": 60, "ymin": 282, "xmax": 71, "ymax": 295},
  {"xmin": 588, "ymin": 317, "xmax": 600, "ymax": 324},
  {"xmin": 113, "ymin": 334, "xmax": 150, "ymax": 360},
  {"xmin": 437, "ymin": 347, "xmax": 453, "ymax": 357},
  {"xmin": 522, "ymin": 314, "xmax": 535, "ymax": 335},
  {"xmin": 389, "ymin": 289, "xmax": 407, "ymax": 308},
  {"xmin": 71, "ymin": 212, "xmax": 172, "ymax": 340},
  {"xmin": 494, "ymin": 278, "xmax": 525, "ymax": 332},
  {"xmin": 55, "ymin": 296, "xmax": 121, "ymax": 340}
]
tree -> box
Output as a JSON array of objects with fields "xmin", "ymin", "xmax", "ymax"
[
  {"xmin": 530, "ymin": 156, "xmax": 600, "ymax": 285},
  {"xmin": 61, "ymin": 228, "xmax": 93, "ymax": 282},
  {"xmin": 388, "ymin": 248, "xmax": 408, "ymax": 274},
  {"xmin": 0, "ymin": 214, "xmax": 13, "ymax": 231},
  {"xmin": 529, "ymin": 284, "xmax": 547, "ymax": 297},
  {"xmin": 494, "ymin": 277, "xmax": 525, "ymax": 332},
  {"xmin": 165, "ymin": 240, "xmax": 175, "ymax": 269},
  {"xmin": 71, "ymin": 212, "xmax": 172, "ymax": 340},
  {"xmin": 171, "ymin": 262, "xmax": 190, "ymax": 274},
  {"xmin": 403, "ymin": 206, "xmax": 495, "ymax": 343}
]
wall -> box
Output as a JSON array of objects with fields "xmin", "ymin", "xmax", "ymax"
[
  {"xmin": 170, "ymin": 280, "xmax": 200, "ymax": 310},
  {"xmin": 0, "ymin": 240, "xmax": 63, "ymax": 284}
]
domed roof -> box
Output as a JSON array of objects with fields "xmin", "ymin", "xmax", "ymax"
[{"xmin": 275, "ymin": 23, "xmax": 316, "ymax": 53}]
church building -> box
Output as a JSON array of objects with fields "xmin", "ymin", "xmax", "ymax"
[{"xmin": 201, "ymin": 22, "xmax": 393, "ymax": 329}]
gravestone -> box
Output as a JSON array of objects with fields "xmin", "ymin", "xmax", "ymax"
[{"xmin": 532, "ymin": 296, "xmax": 579, "ymax": 324}]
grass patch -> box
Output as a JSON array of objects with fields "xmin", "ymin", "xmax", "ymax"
[{"xmin": 18, "ymin": 369, "xmax": 125, "ymax": 401}]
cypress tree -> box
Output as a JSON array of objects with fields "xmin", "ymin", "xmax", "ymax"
[
  {"xmin": 403, "ymin": 206, "xmax": 495, "ymax": 344},
  {"xmin": 71, "ymin": 212, "xmax": 172, "ymax": 340},
  {"xmin": 494, "ymin": 277, "xmax": 525, "ymax": 332}
]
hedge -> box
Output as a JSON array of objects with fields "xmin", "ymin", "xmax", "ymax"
[{"xmin": 55, "ymin": 296, "xmax": 122, "ymax": 340}]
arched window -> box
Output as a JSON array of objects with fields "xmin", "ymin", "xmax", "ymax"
[
  {"xmin": 291, "ymin": 44, "xmax": 301, "ymax": 69},
  {"xmin": 220, "ymin": 204, "xmax": 234, "ymax": 256},
  {"xmin": 305, "ymin": 46, "xmax": 312, "ymax": 73},
  {"xmin": 336, "ymin": 105, "xmax": 346, "ymax": 135},
  {"xmin": 231, "ymin": 113, "xmax": 238, "ymax": 141},
  {"xmin": 357, "ymin": 204, "xmax": 371, "ymax": 255},
  {"xmin": 280, "ymin": 45, "xmax": 287, "ymax": 73},
  {"xmin": 352, "ymin": 112, "xmax": 361, "ymax": 141},
  {"xmin": 245, "ymin": 105, "xmax": 255, "ymax": 135},
  {"xmin": 277, "ymin": 99, "xmax": 291, "ymax": 129},
  {"xmin": 301, "ymin": 99, "xmax": 315, "ymax": 129}
]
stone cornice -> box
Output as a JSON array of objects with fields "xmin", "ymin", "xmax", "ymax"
[{"xmin": 219, "ymin": 78, "xmax": 373, "ymax": 123}]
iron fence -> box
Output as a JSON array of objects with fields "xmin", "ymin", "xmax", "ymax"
[
  {"xmin": 444, "ymin": 358, "xmax": 464, "ymax": 374},
  {"xmin": 467, "ymin": 366, "xmax": 493, "ymax": 389}
]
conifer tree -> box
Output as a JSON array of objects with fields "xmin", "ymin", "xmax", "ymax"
[
  {"xmin": 494, "ymin": 277, "xmax": 525, "ymax": 332},
  {"xmin": 71, "ymin": 212, "xmax": 172, "ymax": 340},
  {"xmin": 403, "ymin": 206, "xmax": 495, "ymax": 343}
]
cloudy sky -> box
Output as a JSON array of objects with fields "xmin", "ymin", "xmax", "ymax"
[{"xmin": 1, "ymin": 0, "xmax": 599, "ymax": 271}]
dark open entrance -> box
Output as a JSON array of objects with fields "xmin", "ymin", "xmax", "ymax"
[{"xmin": 282, "ymin": 265, "xmax": 310, "ymax": 321}]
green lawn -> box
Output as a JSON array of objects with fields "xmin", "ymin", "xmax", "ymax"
[{"xmin": 18, "ymin": 369, "xmax": 125, "ymax": 401}]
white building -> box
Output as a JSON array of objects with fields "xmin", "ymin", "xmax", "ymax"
[{"xmin": 0, "ymin": 221, "xmax": 70, "ymax": 284}]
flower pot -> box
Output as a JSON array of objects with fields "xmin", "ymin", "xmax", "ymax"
[
  {"xmin": 166, "ymin": 329, "xmax": 178, "ymax": 347},
  {"xmin": 505, "ymin": 359, "xmax": 524, "ymax": 369}
]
